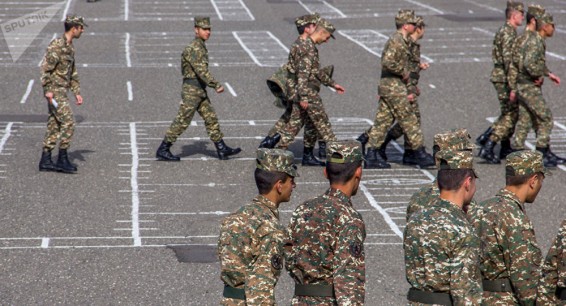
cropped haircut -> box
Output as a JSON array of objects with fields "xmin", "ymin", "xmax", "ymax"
[
  {"xmin": 325, "ymin": 156, "xmax": 362, "ymax": 185},
  {"xmin": 526, "ymin": 13, "xmax": 537, "ymax": 26},
  {"xmin": 254, "ymin": 168, "xmax": 289, "ymax": 195},
  {"xmin": 506, "ymin": 172, "xmax": 542, "ymax": 186},
  {"xmin": 64, "ymin": 22, "xmax": 81, "ymax": 32},
  {"xmin": 437, "ymin": 169, "xmax": 475, "ymax": 191}
]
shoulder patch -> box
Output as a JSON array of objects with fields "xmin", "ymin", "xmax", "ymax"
[
  {"xmin": 349, "ymin": 240, "xmax": 363, "ymax": 258},
  {"xmin": 271, "ymin": 254, "xmax": 283, "ymax": 270}
]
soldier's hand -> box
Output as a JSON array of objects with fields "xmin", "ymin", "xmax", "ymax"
[
  {"xmin": 549, "ymin": 73, "xmax": 561, "ymax": 85},
  {"xmin": 534, "ymin": 77, "xmax": 544, "ymax": 87},
  {"xmin": 334, "ymin": 84, "xmax": 345, "ymax": 94},
  {"xmin": 216, "ymin": 86, "xmax": 225, "ymax": 93},
  {"xmin": 75, "ymin": 94, "xmax": 83, "ymax": 105},
  {"xmin": 419, "ymin": 62, "xmax": 430, "ymax": 70},
  {"xmin": 402, "ymin": 73, "xmax": 410, "ymax": 83},
  {"xmin": 407, "ymin": 94, "xmax": 416, "ymax": 103},
  {"xmin": 300, "ymin": 101, "xmax": 309, "ymax": 110},
  {"xmin": 45, "ymin": 92, "xmax": 54, "ymax": 104},
  {"xmin": 509, "ymin": 91, "xmax": 517, "ymax": 103}
]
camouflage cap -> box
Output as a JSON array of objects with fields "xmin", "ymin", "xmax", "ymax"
[
  {"xmin": 256, "ymin": 148, "xmax": 299, "ymax": 177},
  {"xmin": 395, "ymin": 9, "xmax": 418, "ymax": 26},
  {"xmin": 194, "ymin": 16, "xmax": 211, "ymax": 29},
  {"xmin": 295, "ymin": 12, "xmax": 320, "ymax": 28},
  {"xmin": 507, "ymin": 1, "xmax": 525, "ymax": 13},
  {"xmin": 433, "ymin": 128, "xmax": 475, "ymax": 152},
  {"xmin": 317, "ymin": 18, "xmax": 336, "ymax": 39},
  {"xmin": 505, "ymin": 150, "xmax": 550, "ymax": 177},
  {"xmin": 326, "ymin": 140, "xmax": 364, "ymax": 164},
  {"xmin": 65, "ymin": 15, "xmax": 88, "ymax": 27},
  {"xmin": 539, "ymin": 12, "xmax": 554, "ymax": 25},
  {"xmin": 527, "ymin": 4, "xmax": 545, "ymax": 19},
  {"xmin": 415, "ymin": 15, "xmax": 425, "ymax": 28},
  {"xmin": 436, "ymin": 149, "xmax": 478, "ymax": 177}
]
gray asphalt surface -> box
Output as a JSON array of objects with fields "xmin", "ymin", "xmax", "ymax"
[{"xmin": 1, "ymin": 0, "xmax": 565, "ymax": 304}]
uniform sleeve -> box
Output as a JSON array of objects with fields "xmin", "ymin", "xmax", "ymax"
[
  {"xmin": 295, "ymin": 44, "xmax": 313, "ymax": 101},
  {"xmin": 317, "ymin": 68, "xmax": 336, "ymax": 88},
  {"xmin": 40, "ymin": 43, "xmax": 59, "ymax": 94},
  {"xmin": 70, "ymin": 60, "xmax": 80, "ymax": 95},
  {"xmin": 381, "ymin": 35, "xmax": 409, "ymax": 78},
  {"xmin": 537, "ymin": 220, "xmax": 566, "ymax": 305},
  {"xmin": 523, "ymin": 38, "xmax": 545, "ymax": 79},
  {"xmin": 188, "ymin": 45, "xmax": 220, "ymax": 89},
  {"xmin": 333, "ymin": 213, "xmax": 366, "ymax": 305},
  {"xmin": 501, "ymin": 30, "xmax": 515, "ymax": 77},
  {"xmin": 449, "ymin": 228, "xmax": 483, "ymax": 304}
]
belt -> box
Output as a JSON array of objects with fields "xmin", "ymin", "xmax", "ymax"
[
  {"xmin": 380, "ymin": 71, "xmax": 402, "ymax": 79},
  {"xmin": 183, "ymin": 78, "xmax": 205, "ymax": 88},
  {"xmin": 407, "ymin": 288, "xmax": 453, "ymax": 306},
  {"xmin": 556, "ymin": 286, "xmax": 566, "ymax": 300},
  {"xmin": 516, "ymin": 75, "xmax": 536, "ymax": 85},
  {"xmin": 294, "ymin": 284, "xmax": 334, "ymax": 297},
  {"xmin": 223, "ymin": 285, "xmax": 245, "ymax": 300},
  {"xmin": 482, "ymin": 278, "xmax": 513, "ymax": 292}
]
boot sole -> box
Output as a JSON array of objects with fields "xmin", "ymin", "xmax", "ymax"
[
  {"xmin": 156, "ymin": 157, "xmax": 180, "ymax": 161},
  {"xmin": 39, "ymin": 168, "xmax": 61, "ymax": 172}
]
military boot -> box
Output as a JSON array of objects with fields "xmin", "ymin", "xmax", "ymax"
[
  {"xmin": 377, "ymin": 131, "xmax": 395, "ymax": 161},
  {"xmin": 402, "ymin": 149, "xmax": 415, "ymax": 165},
  {"xmin": 318, "ymin": 141, "xmax": 326, "ymax": 159},
  {"xmin": 548, "ymin": 147, "xmax": 566, "ymax": 164},
  {"xmin": 499, "ymin": 139, "xmax": 517, "ymax": 159},
  {"xmin": 302, "ymin": 147, "xmax": 325, "ymax": 166},
  {"xmin": 214, "ymin": 139, "xmax": 242, "ymax": 160},
  {"xmin": 258, "ymin": 133, "xmax": 280, "ymax": 149},
  {"xmin": 537, "ymin": 147, "xmax": 557, "ymax": 168},
  {"xmin": 364, "ymin": 148, "xmax": 391, "ymax": 169},
  {"xmin": 476, "ymin": 127, "xmax": 493, "ymax": 146},
  {"xmin": 38, "ymin": 150, "xmax": 60, "ymax": 172},
  {"xmin": 356, "ymin": 132, "xmax": 369, "ymax": 154},
  {"xmin": 56, "ymin": 149, "xmax": 77, "ymax": 173},
  {"xmin": 156, "ymin": 140, "xmax": 180, "ymax": 161},
  {"xmin": 404, "ymin": 147, "xmax": 435, "ymax": 168},
  {"xmin": 478, "ymin": 140, "xmax": 500, "ymax": 164}
]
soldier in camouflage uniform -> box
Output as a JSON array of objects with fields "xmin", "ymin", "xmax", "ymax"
[
  {"xmin": 404, "ymin": 149, "xmax": 482, "ymax": 305},
  {"xmin": 362, "ymin": 10, "xmax": 435, "ymax": 169},
  {"xmin": 156, "ymin": 17, "xmax": 241, "ymax": 161},
  {"xmin": 38, "ymin": 15, "xmax": 87, "ymax": 174},
  {"xmin": 218, "ymin": 148, "xmax": 298, "ymax": 305},
  {"xmin": 512, "ymin": 13, "xmax": 562, "ymax": 167},
  {"xmin": 405, "ymin": 128, "xmax": 475, "ymax": 222},
  {"xmin": 275, "ymin": 18, "xmax": 346, "ymax": 166},
  {"xmin": 538, "ymin": 218, "xmax": 566, "ymax": 305},
  {"xmin": 285, "ymin": 140, "xmax": 365, "ymax": 305},
  {"xmin": 477, "ymin": 1, "xmax": 524, "ymax": 164},
  {"xmin": 468, "ymin": 150, "xmax": 547, "ymax": 304}
]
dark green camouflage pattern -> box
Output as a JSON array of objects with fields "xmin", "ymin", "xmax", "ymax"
[
  {"xmin": 256, "ymin": 148, "xmax": 298, "ymax": 177},
  {"xmin": 505, "ymin": 150, "xmax": 548, "ymax": 176},
  {"xmin": 194, "ymin": 16, "xmax": 211, "ymax": 29},
  {"xmin": 538, "ymin": 218, "xmax": 566, "ymax": 305},
  {"xmin": 326, "ymin": 140, "xmax": 363, "ymax": 164}
]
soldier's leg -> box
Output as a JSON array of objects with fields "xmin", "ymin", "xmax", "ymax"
[
  {"xmin": 197, "ymin": 97, "xmax": 224, "ymax": 142},
  {"xmin": 400, "ymin": 100, "xmax": 420, "ymax": 150},
  {"xmin": 367, "ymin": 97, "xmax": 395, "ymax": 149},
  {"xmin": 388, "ymin": 95, "xmax": 424, "ymax": 150},
  {"xmin": 304, "ymin": 97, "xmax": 336, "ymax": 143},
  {"xmin": 512, "ymin": 103, "xmax": 532, "ymax": 150},
  {"xmin": 164, "ymin": 89, "xmax": 201, "ymax": 144},
  {"xmin": 42, "ymin": 106, "xmax": 61, "ymax": 152},
  {"xmin": 302, "ymin": 117, "xmax": 318, "ymax": 148},
  {"xmin": 268, "ymin": 104, "xmax": 292, "ymax": 137},
  {"xmin": 276, "ymin": 103, "xmax": 306, "ymax": 150},
  {"xmin": 489, "ymin": 83, "xmax": 518, "ymax": 143},
  {"xmin": 56, "ymin": 99, "xmax": 76, "ymax": 150}
]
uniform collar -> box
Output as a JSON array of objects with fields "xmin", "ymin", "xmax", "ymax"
[
  {"xmin": 324, "ymin": 188, "xmax": 352, "ymax": 207},
  {"xmin": 435, "ymin": 197, "xmax": 467, "ymax": 216},
  {"xmin": 497, "ymin": 188, "xmax": 525, "ymax": 212},
  {"xmin": 254, "ymin": 194, "xmax": 279, "ymax": 218}
]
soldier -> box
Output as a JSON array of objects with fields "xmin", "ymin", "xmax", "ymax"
[
  {"xmin": 358, "ymin": 15, "xmax": 429, "ymax": 163},
  {"xmin": 155, "ymin": 17, "xmax": 241, "ymax": 161},
  {"xmin": 406, "ymin": 128, "xmax": 474, "ymax": 222},
  {"xmin": 362, "ymin": 10, "xmax": 435, "ymax": 169},
  {"xmin": 285, "ymin": 140, "xmax": 365, "ymax": 304},
  {"xmin": 538, "ymin": 218, "xmax": 566, "ymax": 305},
  {"xmin": 218, "ymin": 148, "xmax": 298, "ymax": 305},
  {"xmin": 404, "ymin": 149, "xmax": 482, "ymax": 304},
  {"xmin": 477, "ymin": 1, "xmax": 524, "ymax": 164},
  {"xmin": 275, "ymin": 18, "xmax": 346, "ymax": 166},
  {"xmin": 38, "ymin": 15, "xmax": 87, "ymax": 174},
  {"xmin": 468, "ymin": 150, "xmax": 547, "ymax": 304},
  {"xmin": 512, "ymin": 13, "xmax": 562, "ymax": 167}
]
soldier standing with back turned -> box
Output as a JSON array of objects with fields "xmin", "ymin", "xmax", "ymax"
[{"xmin": 538, "ymin": 218, "xmax": 566, "ymax": 305}]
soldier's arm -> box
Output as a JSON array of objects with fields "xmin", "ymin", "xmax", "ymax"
[
  {"xmin": 317, "ymin": 68, "xmax": 336, "ymax": 88},
  {"xmin": 537, "ymin": 220, "xmax": 566, "ymax": 305},
  {"xmin": 295, "ymin": 45, "xmax": 313, "ymax": 102},
  {"xmin": 382, "ymin": 37, "xmax": 409, "ymax": 79},
  {"xmin": 70, "ymin": 60, "xmax": 80, "ymax": 95},
  {"xmin": 40, "ymin": 43, "xmax": 60, "ymax": 95},
  {"xmin": 449, "ymin": 227, "xmax": 483, "ymax": 305},
  {"xmin": 188, "ymin": 46, "xmax": 221, "ymax": 89},
  {"xmin": 333, "ymin": 216, "xmax": 366, "ymax": 305},
  {"xmin": 523, "ymin": 40, "xmax": 545, "ymax": 79},
  {"xmin": 501, "ymin": 31, "xmax": 515, "ymax": 77}
]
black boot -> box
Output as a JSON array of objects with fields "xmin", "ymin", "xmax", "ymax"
[
  {"xmin": 214, "ymin": 139, "xmax": 242, "ymax": 160},
  {"xmin": 318, "ymin": 141, "xmax": 326, "ymax": 159},
  {"xmin": 357, "ymin": 132, "xmax": 369, "ymax": 155},
  {"xmin": 377, "ymin": 131, "xmax": 394, "ymax": 161},
  {"xmin": 547, "ymin": 147, "xmax": 566, "ymax": 164},
  {"xmin": 402, "ymin": 149, "xmax": 414, "ymax": 165},
  {"xmin": 156, "ymin": 140, "xmax": 180, "ymax": 161},
  {"xmin": 537, "ymin": 147, "xmax": 557, "ymax": 168},
  {"xmin": 404, "ymin": 147, "xmax": 435, "ymax": 168},
  {"xmin": 56, "ymin": 149, "xmax": 77, "ymax": 173},
  {"xmin": 499, "ymin": 139, "xmax": 517, "ymax": 159},
  {"xmin": 364, "ymin": 148, "xmax": 391, "ymax": 169},
  {"xmin": 258, "ymin": 133, "xmax": 280, "ymax": 149},
  {"xmin": 302, "ymin": 147, "xmax": 325, "ymax": 166},
  {"xmin": 478, "ymin": 140, "xmax": 500, "ymax": 164},
  {"xmin": 39, "ymin": 150, "xmax": 60, "ymax": 172},
  {"xmin": 476, "ymin": 127, "xmax": 493, "ymax": 146}
]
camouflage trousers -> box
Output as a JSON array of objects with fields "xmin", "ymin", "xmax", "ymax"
[
  {"xmin": 387, "ymin": 99, "xmax": 421, "ymax": 149},
  {"xmin": 165, "ymin": 84, "xmax": 223, "ymax": 143},
  {"xmin": 517, "ymin": 83, "xmax": 553, "ymax": 148},
  {"xmin": 291, "ymin": 296, "xmax": 339, "ymax": 305},
  {"xmin": 512, "ymin": 103, "xmax": 533, "ymax": 150},
  {"xmin": 220, "ymin": 297, "xmax": 244, "ymax": 306},
  {"xmin": 489, "ymin": 82, "xmax": 518, "ymax": 142},
  {"xmin": 43, "ymin": 89, "xmax": 75, "ymax": 151},
  {"xmin": 276, "ymin": 96, "xmax": 336, "ymax": 150},
  {"xmin": 482, "ymin": 292, "xmax": 520, "ymax": 305},
  {"xmin": 367, "ymin": 95, "xmax": 424, "ymax": 150},
  {"xmin": 268, "ymin": 103, "xmax": 319, "ymax": 147}
]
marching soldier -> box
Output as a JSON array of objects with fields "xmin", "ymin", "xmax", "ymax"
[
  {"xmin": 538, "ymin": 218, "xmax": 566, "ymax": 305},
  {"xmin": 218, "ymin": 148, "xmax": 298, "ymax": 305},
  {"xmin": 285, "ymin": 140, "xmax": 365, "ymax": 304},
  {"xmin": 156, "ymin": 17, "xmax": 241, "ymax": 161},
  {"xmin": 39, "ymin": 15, "xmax": 87, "ymax": 174}
]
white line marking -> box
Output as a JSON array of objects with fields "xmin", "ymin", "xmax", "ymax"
[
  {"xmin": 390, "ymin": 141, "xmax": 436, "ymax": 181},
  {"xmin": 322, "ymin": 0, "xmax": 347, "ymax": 18},
  {"xmin": 127, "ymin": 81, "xmax": 133, "ymax": 101},
  {"xmin": 0, "ymin": 123, "xmax": 14, "ymax": 154},
  {"xmin": 20, "ymin": 79, "xmax": 34, "ymax": 104},
  {"xmin": 248, "ymin": 120, "xmax": 255, "ymax": 125},
  {"xmin": 297, "ymin": 0, "xmax": 313, "ymax": 13},
  {"xmin": 225, "ymin": 82, "xmax": 237, "ymax": 97},
  {"xmin": 232, "ymin": 31, "xmax": 263, "ymax": 67},
  {"xmin": 429, "ymin": 84, "xmax": 436, "ymax": 89},
  {"xmin": 124, "ymin": 0, "xmax": 129, "ymax": 21},
  {"xmin": 237, "ymin": 0, "xmax": 255, "ymax": 21},
  {"xmin": 61, "ymin": 0, "xmax": 73, "ymax": 22},
  {"xmin": 404, "ymin": 0, "xmax": 444, "ymax": 14},
  {"xmin": 360, "ymin": 183, "xmax": 403, "ymax": 238},
  {"xmin": 266, "ymin": 31, "xmax": 289, "ymax": 53},
  {"xmin": 463, "ymin": 0, "xmax": 502, "ymax": 13},
  {"xmin": 547, "ymin": 52, "xmax": 566, "ymax": 60},
  {"xmin": 41, "ymin": 238, "xmax": 49, "ymax": 248},
  {"xmin": 125, "ymin": 32, "xmax": 131, "ymax": 67},
  {"xmin": 338, "ymin": 30, "xmax": 381, "ymax": 57},
  {"xmin": 129, "ymin": 123, "xmax": 141, "ymax": 246},
  {"xmin": 472, "ymin": 27, "xmax": 493, "ymax": 36},
  {"xmin": 210, "ymin": 0, "xmax": 223, "ymax": 20}
]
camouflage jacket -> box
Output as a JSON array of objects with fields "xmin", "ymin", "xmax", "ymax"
[
  {"xmin": 40, "ymin": 36, "xmax": 80, "ymax": 95},
  {"xmin": 469, "ymin": 188, "xmax": 542, "ymax": 304},
  {"xmin": 378, "ymin": 30, "xmax": 411, "ymax": 97},
  {"xmin": 490, "ymin": 22, "xmax": 517, "ymax": 83},
  {"xmin": 508, "ymin": 30, "xmax": 533, "ymax": 92},
  {"xmin": 538, "ymin": 219, "xmax": 566, "ymax": 305},
  {"xmin": 404, "ymin": 197, "xmax": 482, "ymax": 305},
  {"xmin": 407, "ymin": 36, "xmax": 421, "ymax": 96},
  {"xmin": 217, "ymin": 195, "xmax": 285, "ymax": 305},
  {"xmin": 182, "ymin": 37, "xmax": 221, "ymax": 89},
  {"xmin": 406, "ymin": 182, "xmax": 438, "ymax": 222},
  {"xmin": 285, "ymin": 188, "xmax": 366, "ymax": 305},
  {"xmin": 287, "ymin": 37, "xmax": 335, "ymax": 103},
  {"xmin": 515, "ymin": 31, "xmax": 547, "ymax": 83}
]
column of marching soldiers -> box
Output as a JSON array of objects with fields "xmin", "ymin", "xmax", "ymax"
[{"xmin": 35, "ymin": 1, "xmax": 566, "ymax": 304}]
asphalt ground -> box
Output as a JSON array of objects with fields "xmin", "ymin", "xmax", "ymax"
[{"xmin": 0, "ymin": 0, "xmax": 565, "ymax": 304}]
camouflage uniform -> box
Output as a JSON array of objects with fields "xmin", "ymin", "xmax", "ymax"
[
  {"xmin": 404, "ymin": 149, "xmax": 482, "ymax": 305},
  {"xmin": 285, "ymin": 141, "xmax": 366, "ymax": 305},
  {"xmin": 538, "ymin": 219, "xmax": 566, "ymax": 305},
  {"xmin": 468, "ymin": 150, "xmax": 548, "ymax": 304},
  {"xmin": 164, "ymin": 18, "xmax": 223, "ymax": 144},
  {"xmin": 218, "ymin": 148, "xmax": 298, "ymax": 305}
]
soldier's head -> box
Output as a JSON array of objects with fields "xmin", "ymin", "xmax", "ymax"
[
  {"xmin": 311, "ymin": 18, "xmax": 335, "ymax": 44},
  {"xmin": 255, "ymin": 148, "xmax": 298, "ymax": 203},
  {"xmin": 433, "ymin": 128, "xmax": 475, "ymax": 166},
  {"xmin": 505, "ymin": 1, "xmax": 524, "ymax": 27},
  {"xmin": 526, "ymin": 4, "xmax": 545, "ymax": 29},
  {"xmin": 295, "ymin": 13, "xmax": 320, "ymax": 36},
  {"xmin": 194, "ymin": 16, "xmax": 212, "ymax": 40},
  {"xmin": 324, "ymin": 141, "xmax": 364, "ymax": 196},
  {"xmin": 537, "ymin": 13, "xmax": 555, "ymax": 37},
  {"xmin": 505, "ymin": 150, "xmax": 548, "ymax": 203},
  {"xmin": 395, "ymin": 9, "xmax": 418, "ymax": 34},
  {"xmin": 413, "ymin": 15, "xmax": 426, "ymax": 39},
  {"xmin": 436, "ymin": 150, "xmax": 478, "ymax": 206},
  {"xmin": 64, "ymin": 15, "xmax": 87, "ymax": 38}
]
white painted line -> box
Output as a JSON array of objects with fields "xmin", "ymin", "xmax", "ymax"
[
  {"xmin": 210, "ymin": 0, "xmax": 223, "ymax": 20},
  {"xmin": 41, "ymin": 238, "xmax": 49, "ymax": 248},
  {"xmin": 463, "ymin": 0, "xmax": 502, "ymax": 13},
  {"xmin": 404, "ymin": 0, "xmax": 444, "ymax": 14},
  {"xmin": 232, "ymin": 31, "xmax": 263, "ymax": 67},
  {"xmin": 127, "ymin": 81, "xmax": 133, "ymax": 101},
  {"xmin": 360, "ymin": 183, "xmax": 403, "ymax": 238},
  {"xmin": 266, "ymin": 31, "xmax": 289, "ymax": 53},
  {"xmin": 20, "ymin": 79, "xmax": 34, "ymax": 104},
  {"xmin": 248, "ymin": 120, "xmax": 255, "ymax": 126},
  {"xmin": 297, "ymin": 0, "xmax": 313, "ymax": 13},
  {"xmin": 129, "ymin": 123, "xmax": 141, "ymax": 247},
  {"xmin": 547, "ymin": 52, "xmax": 566, "ymax": 61},
  {"xmin": 472, "ymin": 27, "xmax": 493, "ymax": 36},
  {"xmin": 237, "ymin": 0, "xmax": 255, "ymax": 21},
  {"xmin": 225, "ymin": 82, "xmax": 237, "ymax": 97},
  {"xmin": 61, "ymin": 0, "xmax": 73, "ymax": 22},
  {"xmin": 429, "ymin": 84, "xmax": 436, "ymax": 89},
  {"xmin": 322, "ymin": 0, "xmax": 347, "ymax": 17},
  {"xmin": 338, "ymin": 30, "xmax": 381, "ymax": 57},
  {"xmin": 554, "ymin": 121, "xmax": 566, "ymax": 131},
  {"xmin": 124, "ymin": 0, "xmax": 129, "ymax": 21},
  {"xmin": 125, "ymin": 32, "xmax": 131, "ymax": 67},
  {"xmin": 0, "ymin": 123, "xmax": 14, "ymax": 154}
]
